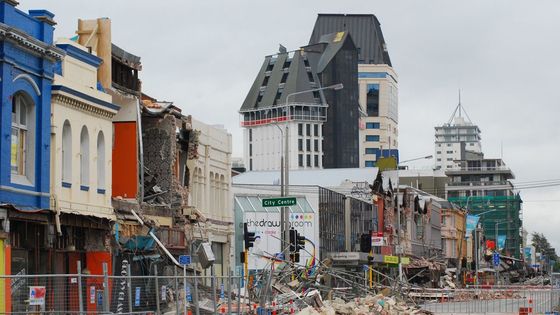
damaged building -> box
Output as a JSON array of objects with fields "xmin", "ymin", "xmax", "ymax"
[{"xmin": 76, "ymin": 16, "xmax": 233, "ymax": 290}]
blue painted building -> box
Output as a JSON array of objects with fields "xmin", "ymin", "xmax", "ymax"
[{"xmin": 0, "ymin": 1, "xmax": 64, "ymax": 209}]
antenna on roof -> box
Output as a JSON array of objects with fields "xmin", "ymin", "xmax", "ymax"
[{"xmin": 447, "ymin": 88, "xmax": 474, "ymax": 125}]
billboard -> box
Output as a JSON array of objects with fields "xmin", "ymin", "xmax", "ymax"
[
  {"xmin": 244, "ymin": 211, "xmax": 318, "ymax": 270},
  {"xmin": 465, "ymin": 215, "xmax": 480, "ymax": 238}
]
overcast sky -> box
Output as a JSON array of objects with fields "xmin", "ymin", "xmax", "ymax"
[{"xmin": 21, "ymin": 0, "xmax": 560, "ymax": 250}]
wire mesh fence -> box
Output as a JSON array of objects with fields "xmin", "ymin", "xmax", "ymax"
[
  {"xmin": 411, "ymin": 287, "xmax": 560, "ymax": 314},
  {"xmin": 0, "ymin": 264, "xmax": 244, "ymax": 315}
]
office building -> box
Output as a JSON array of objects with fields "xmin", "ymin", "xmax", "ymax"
[
  {"xmin": 309, "ymin": 14, "xmax": 399, "ymax": 167},
  {"xmin": 240, "ymin": 31, "xmax": 359, "ymax": 171},
  {"xmin": 435, "ymin": 102, "xmax": 482, "ymax": 170}
]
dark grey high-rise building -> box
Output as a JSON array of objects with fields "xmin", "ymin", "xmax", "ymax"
[
  {"xmin": 310, "ymin": 14, "xmax": 400, "ymax": 168},
  {"xmin": 309, "ymin": 14, "xmax": 392, "ymax": 66},
  {"xmin": 239, "ymin": 32, "xmax": 360, "ymax": 170}
]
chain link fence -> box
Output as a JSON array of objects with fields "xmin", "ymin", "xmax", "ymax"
[
  {"xmin": 410, "ymin": 287, "xmax": 560, "ymax": 314},
  {"xmin": 0, "ymin": 263, "xmax": 245, "ymax": 315}
]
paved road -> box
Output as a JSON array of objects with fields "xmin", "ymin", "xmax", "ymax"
[{"xmin": 422, "ymin": 290, "xmax": 560, "ymax": 314}]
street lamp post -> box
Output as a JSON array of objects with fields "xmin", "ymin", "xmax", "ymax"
[
  {"xmin": 277, "ymin": 83, "xmax": 344, "ymax": 259},
  {"xmin": 394, "ymin": 154, "xmax": 432, "ymax": 282}
]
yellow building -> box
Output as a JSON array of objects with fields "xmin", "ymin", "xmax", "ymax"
[{"xmin": 441, "ymin": 206, "xmax": 467, "ymax": 265}]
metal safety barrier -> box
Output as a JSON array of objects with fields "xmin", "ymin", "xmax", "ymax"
[
  {"xmin": 0, "ymin": 263, "xmax": 246, "ymax": 315},
  {"xmin": 409, "ymin": 287, "xmax": 560, "ymax": 314}
]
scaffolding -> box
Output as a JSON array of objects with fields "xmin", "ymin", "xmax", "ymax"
[{"xmin": 448, "ymin": 195, "xmax": 523, "ymax": 258}]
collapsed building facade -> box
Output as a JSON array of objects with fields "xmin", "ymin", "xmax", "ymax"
[{"xmin": 0, "ymin": 16, "xmax": 235, "ymax": 314}]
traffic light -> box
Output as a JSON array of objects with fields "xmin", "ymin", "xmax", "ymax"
[
  {"xmin": 367, "ymin": 255, "xmax": 374, "ymax": 266},
  {"xmin": 296, "ymin": 232, "xmax": 305, "ymax": 252},
  {"xmin": 289, "ymin": 229, "xmax": 297, "ymax": 253},
  {"xmin": 289, "ymin": 229, "xmax": 306, "ymax": 263},
  {"xmin": 243, "ymin": 223, "xmax": 256, "ymax": 249}
]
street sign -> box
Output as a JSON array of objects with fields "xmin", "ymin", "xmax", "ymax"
[
  {"xmin": 179, "ymin": 255, "xmax": 191, "ymax": 265},
  {"xmin": 383, "ymin": 255, "xmax": 399, "ymax": 264},
  {"xmin": 401, "ymin": 257, "xmax": 411, "ymax": 265},
  {"xmin": 371, "ymin": 236, "xmax": 384, "ymax": 247},
  {"xmin": 29, "ymin": 286, "xmax": 46, "ymax": 306},
  {"xmin": 493, "ymin": 253, "xmax": 500, "ymax": 267},
  {"xmin": 262, "ymin": 197, "xmax": 297, "ymax": 207}
]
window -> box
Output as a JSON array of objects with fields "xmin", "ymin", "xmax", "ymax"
[
  {"xmin": 249, "ymin": 159, "xmax": 253, "ymax": 171},
  {"xmin": 306, "ymin": 124, "xmax": 311, "ymax": 136},
  {"xmin": 447, "ymin": 143, "xmax": 451, "ymax": 147},
  {"xmin": 11, "ymin": 93, "xmax": 35, "ymax": 184},
  {"xmin": 365, "ymin": 122, "xmax": 380, "ymax": 129},
  {"xmin": 314, "ymin": 139, "xmax": 319, "ymax": 152},
  {"xmin": 314, "ymin": 155, "xmax": 319, "ymax": 167},
  {"xmin": 280, "ymin": 72, "xmax": 289, "ymax": 84},
  {"xmin": 437, "ymin": 158, "xmax": 441, "ymax": 162},
  {"xmin": 80, "ymin": 126, "xmax": 90, "ymax": 189},
  {"xmin": 314, "ymin": 124, "xmax": 319, "ymax": 136},
  {"xmin": 365, "ymin": 148, "xmax": 378, "ymax": 155},
  {"xmin": 261, "ymin": 76, "xmax": 269, "ymax": 87},
  {"xmin": 365, "ymin": 161, "xmax": 375, "ymax": 167},
  {"xmin": 306, "ymin": 139, "xmax": 311, "ymax": 151},
  {"xmin": 62, "ymin": 120, "xmax": 72, "ymax": 185},
  {"xmin": 298, "ymin": 124, "xmax": 303, "ymax": 136},
  {"xmin": 366, "ymin": 135, "xmax": 380, "ymax": 142},
  {"xmin": 298, "ymin": 139, "xmax": 303, "ymax": 151},
  {"xmin": 249, "ymin": 143, "xmax": 253, "ymax": 156},
  {"xmin": 97, "ymin": 131, "xmax": 106, "ymax": 192},
  {"xmin": 446, "ymin": 150, "xmax": 453, "ymax": 154},
  {"xmin": 306, "ymin": 154, "xmax": 311, "ymax": 167},
  {"xmin": 447, "ymin": 158, "xmax": 453, "ymax": 161},
  {"xmin": 366, "ymin": 84, "xmax": 380, "ymax": 116},
  {"xmin": 298, "ymin": 154, "xmax": 303, "ymax": 167},
  {"xmin": 436, "ymin": 151, "xmax": 441, "ymax": 154},
  {"xmin": 249, "ymin": 129, "xmax": 252, "ymax": 142}
]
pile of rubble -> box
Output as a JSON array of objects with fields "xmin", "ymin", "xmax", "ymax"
[
  {"xmin": 453, "ymin": 290, "xmax": 522, "ymax": 302},
  {"xmin": 296, "ymin": 292, "xmax": 433, "ymax": 315}
]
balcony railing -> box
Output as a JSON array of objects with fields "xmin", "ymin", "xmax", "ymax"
[
  {"xmin": 447, "ymin": 166, "xmax": 511, "ymax": 172},
  {"xmin": 447, "ymin": 181, "xmax": 512, "ymax": 187}
]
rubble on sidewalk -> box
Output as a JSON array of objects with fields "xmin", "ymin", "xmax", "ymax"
[{"xmin": 296, "ymin": 293, "xmax": 433, "ymax": 315}]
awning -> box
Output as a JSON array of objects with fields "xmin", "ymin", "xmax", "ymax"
[{"xmin": 57, "ymin": 200, "xmax": 116, "ymax": 221}]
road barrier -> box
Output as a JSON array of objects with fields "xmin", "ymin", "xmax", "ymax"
[
  {"xmin": 410, "ymin": 287, "xmax": 560, "ymax": 314},
  {"xmin": 0, "ymin": 263, "xmax": 245, "ymax": 315}
]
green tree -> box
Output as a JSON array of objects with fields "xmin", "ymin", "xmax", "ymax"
[{"xmin": 531, "ymin": 232, "xmax": 558, "ymax": 262}]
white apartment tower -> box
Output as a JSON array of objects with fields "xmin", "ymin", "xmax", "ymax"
[{"xmin": 434, "ymin": 101, "xmax": 482, "ymax": 170}]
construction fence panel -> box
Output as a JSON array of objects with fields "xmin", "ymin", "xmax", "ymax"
[
  {"xmin": 0, "ymin": 273, "xmax": 243, "ymax": 314},
  {"xmin": 415, "ymin": 287, "xmax": 560, "ymax": 314}
]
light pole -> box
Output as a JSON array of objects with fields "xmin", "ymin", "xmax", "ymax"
[
  {"xmin": 494, "ymin": 220, "xmax": 508, "ymax": 284},
  {"xmin": 394, "ymin": 154, "xmax": 433, "ymax": 282},
  {"xmin": 277, "ymin": 83, "xmax": 344, "ymax": 259}
]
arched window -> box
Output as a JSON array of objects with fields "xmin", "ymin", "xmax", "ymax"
[
  {"xmin": 97, "ymin": 131, "xmax": 105, "ymax": 192},
  {"xmin": 10, "ymin": 92, "xmax": 35, "ymax": 184},
  {"xmin": 62, "ymin": 120, "xmax": 72, "ymax": 185},
  {"xmin": 80, "ymin": 126, "xmax": 89, "ymax": 189}
]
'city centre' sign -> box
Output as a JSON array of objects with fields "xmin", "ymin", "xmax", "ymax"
[{"xmin": 262, "ymin": 197, "xmax": 297, "ymax": 207}]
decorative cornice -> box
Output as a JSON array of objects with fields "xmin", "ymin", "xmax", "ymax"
[
  {"xmin": 0, "ymin": 22, "xmax": 64, "ymax": 61},
  {"xmin": 52, "ymin": 85, "xmax": 120, "ymax": 111},
  {"xmin": 52, "ymin": 93, "xmax": 116, "ymax": 120}
]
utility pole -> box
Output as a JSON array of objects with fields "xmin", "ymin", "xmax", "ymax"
[{"xmin": 279, "ymin": 83, "xmax": 343, "ymax": 260}]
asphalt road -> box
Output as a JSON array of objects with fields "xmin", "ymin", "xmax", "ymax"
[{"xmin": 422, "ymin": 290, "xmax": 560, "ymax": 314}]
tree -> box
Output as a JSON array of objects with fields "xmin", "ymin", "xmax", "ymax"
[{"xmin": 531, "ymin": 232, "xmax": 558, "ymax": 262}]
